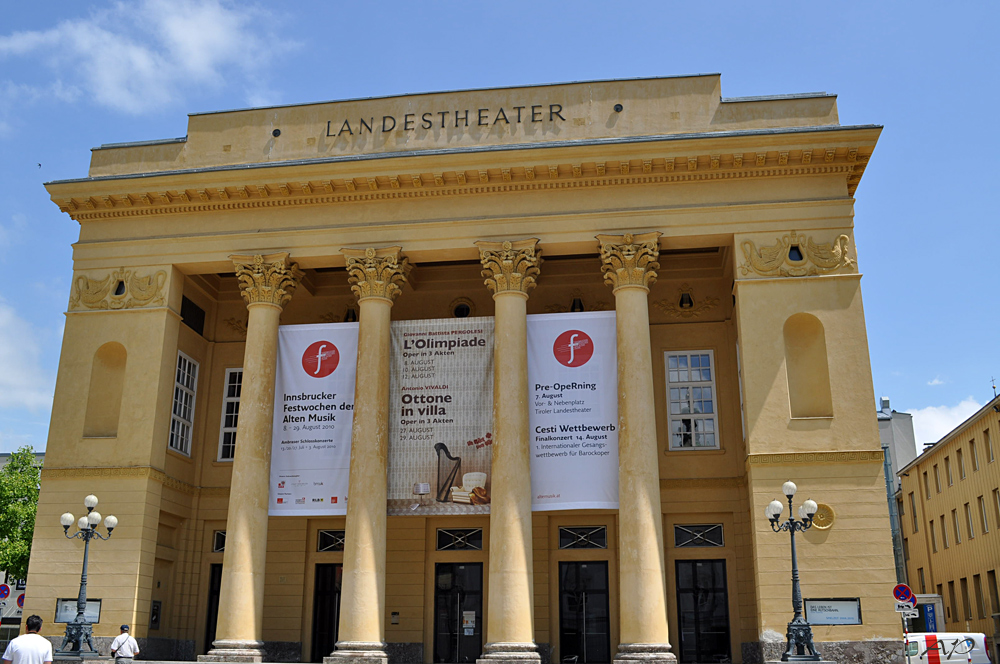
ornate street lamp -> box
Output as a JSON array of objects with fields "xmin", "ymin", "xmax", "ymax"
[
  {"xmin": 56, "ymin": 494, "xmax": 117, "ymax": 658},
  {"xmin": 766, "ymin": 481, "xmax": 821, "ymax": 662}
]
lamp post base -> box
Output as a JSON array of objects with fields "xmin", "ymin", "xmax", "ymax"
[
  {"xmin": 780, "ymin": 617, "xmax": 822, "ymax": 662},
  {"xmin": 56, "ymin": 621, "xmax": 101, "ymax": 659}
]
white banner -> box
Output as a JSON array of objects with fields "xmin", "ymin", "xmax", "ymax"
[
  {"xmin": 269, "ymin": 323, "xmax": 358, "ymax": 516},
  {"xmin": 387, "ymin": 317, "xmax": 494, "ymax": 515},
  {"xmin": 527, "ymin": 312, "xmax": 619, "ymax": 511}
]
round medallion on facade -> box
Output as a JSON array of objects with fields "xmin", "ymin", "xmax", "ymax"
[
  {"xmin": 301, "ymin": 340, "xmax": 340, "ymax": 378},
  {"xmin": 811, "ymin": 503, "xmax": 835, "ymax": 530},
  {"xmin": 553, "ymin": 329, "xmax": 594, "ymax": 367}
]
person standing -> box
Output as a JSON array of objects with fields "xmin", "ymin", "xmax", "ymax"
[
  {"xmin": 109, "ymin": 625, "xmax": 139, "ymax": 662},
  {"xmin": 2, "ymin": 615, "xmax": 53, "ymax": 664}
]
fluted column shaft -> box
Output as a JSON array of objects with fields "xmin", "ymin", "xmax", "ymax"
[
  {"xmin": 203, "ymin": 253, "xmax": 302, "ymax": 663},
  {"xmin": 598, "ymin": 233, "xmax": 676, "ymax": 663},
  {"xmin": 329, "ymin": 247, "xmax": 409, "ymax": 664},
  {"xmin": 476, "ymin": 239, "xmax": 541, "ymax": 664}
]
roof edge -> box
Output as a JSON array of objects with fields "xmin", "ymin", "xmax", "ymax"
[{"xmin": 896, "ymin": 393, "xmax": 1000, "ymax": 476}]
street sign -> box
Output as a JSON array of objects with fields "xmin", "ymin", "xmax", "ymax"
[
  {"xmin": 893, "ymin": 584, "xmax": 914, "ymax": 604},
  {"xmin": 0, "ymin": 585, "xmax": 9, "ymax": 600},
  {"xmin": 896, "ymin": 601, "xmax": 917, "ymax": 612},
  {"xmin": 902, "ymin": 609, "xmax": 919, "ymax": 619}
]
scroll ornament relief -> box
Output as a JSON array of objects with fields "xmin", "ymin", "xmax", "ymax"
[
  {"xmin": 654, "ymin": 284, "xmax": 720, "ymax": 319},
  {"xmin": 476, "ymin": 238, "xmax": 541, "ymax": 296},
  {"xmin": 69, "ymin": 267, "xmax": 167, "ymax": 310},
  {"xmin": 232, "ymin": 252, "xmax": 303, "ymax": 308},
  {"xmin": 597, "ymin": 231, "xmax": 661, "ymax": 292},
  {"xmin": 343, "ymin": 246, "xmax": 410, "ymax": 303},
  {"xmin": 739, "ymin": 231, "xmax": 856, "ymax": 277}
]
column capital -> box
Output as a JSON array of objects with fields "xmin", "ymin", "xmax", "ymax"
[
  {"xmin": 476, "ymin": 238, "xmax": 541, "ymax": 298},
  {"xmin": 231, "ymin": 252, "xmax": 303, "ymax": 309},
  {"xmin": 597, "ymin": 232, "xmax": 662, "ymax": 293},
  {"xmin": 342, "ymin": 246, "xmax": 410, "ymax": 304}
]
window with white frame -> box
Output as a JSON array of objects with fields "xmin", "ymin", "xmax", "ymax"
[
  {"xmin": 169, "ymin": 352, "xmax": 199, "ymax": 455},
  {"xmin": 665, "ymin": 350, "xmax": 718, "ymax": 449},
  {"xmin": 218, "ymin": 369, "xmax": 243, "ymax": 461}
]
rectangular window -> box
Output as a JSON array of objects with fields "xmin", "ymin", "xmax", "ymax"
[
  {"xmin": 965, "ymin": 503, "xmax": 975, "ymax": 540},
  {"xmin": 437, "ymin": 528, "xmax": 484, "ymax": 551},
  {"xmin": 971, "ymin": 440, "xmax": 980, "ymax": 471},
  {"xmin": 961, "ymin": 577, "xmax": 972, "ymax": 620},
  {"xmin": 673, "ymin": 524, "xmax": 724, "ymax": 548},
  {"xmin": 918, "ymin": 568, "xmax": 926, "ymax": 594},
  {"xmin": 978, "ymin": 495, "xmax": 989, "ymax": 534},
  {"xmin": 994, "ymin": 489, "xmax": 1000, "ymax": 530},
  {"xmin": 909, "ymin": 492, "xmax": 919, "ymax": 532},
  {"xmin": 948, "ymin": 581, "xmax": 957, "ymax": 621},
  {"xmin": 930, "ymin": 520, "xmax": 938, "ymax": 553},
  {"xmin": 317, "ymin": 530, "xmax": 346, "ymax": 552},
  {"xmin": 903, "ymin": 537, "xmax": 910, "ymax": 561},
  {"xmin": 973, "ymin": 574, "xmax": 986, "ymax": 619},
  {"xmin": 941, "ymin": 515, "xmax": 949, "ymax": 548},
  {"xmin": 957, "ymin": 449, "xmax": 966, "ymax": 479},
  {"xmin": 560, "ymin": 526, "xmax": 609, "ymax": 549},
  {"xmin": 212, "ymin": 530, "xmax": 226, "ymax": 553},
  {"xmin": 945, "ymin": 457, "xmax": 953, "ymax": 486},
  {"xmin": 665, "ymin": 351, "xmax": 718, "ymax": 449},
  {"xmin": 924, "ymin": 471, "xmax": 931, "ymax": 499},
  {"xmin": 987, "ymin": 428, "xmax": 995, "ymax": 463},
  {"xmin": 934, "ymin": 465, "xmax": 942, "ymax": 493},
  {"xmin": 988, "ymin": 570, "xmax": 1000, "ymax": 614},
  {"xmin": 898, "ymin": 495, "xmax": 905, "ymax": 517},
  {"xmin": 217, "ymin": 368, "xmax": 243, "ymax": 461},
  {"xmin": 952, "ymin": 509, "xmax": 962, "ymax": 544},
  {"xmin": 169, "ymin": 352, "xmax": 199, "ymax": 455}
]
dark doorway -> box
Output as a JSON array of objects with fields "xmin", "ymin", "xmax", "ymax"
[
  {"xmin": 311, "ymin": 564, "xmax": 343, "ymax": 662},
  {"xmin": 434, "ymin": 562, "xmax": 483, "ymax": 663},
  {"xmin": 675, "ymin": 559, "xmax": 731, "ymax": 663},
  {"xmin": 204, "ymin": 563, "xmax": 223, "ymax": 654},
  {"xmin": 558, "ymin": 561, "xmax": 611, "ymax": 664}
]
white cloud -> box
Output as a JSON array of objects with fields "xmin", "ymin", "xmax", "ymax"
[
  {"xmin": 906, "ymin": 397, "xmax": 982, "ymax": 447},
  {"xmin": 0, "ymin": 0, "xmax": 294, "ymax": 115},
  {"xmin": 0, "ymin": 297, "xmax": 55, "ymax": 411},
  {"xmin": 927, "ymin": 376, "xmax": 944, "ymax": 386}
]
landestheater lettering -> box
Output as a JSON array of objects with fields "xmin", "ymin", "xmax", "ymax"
[{"xmin": 33, "ymin": 75, "xmax": 898, "ymax": 664}]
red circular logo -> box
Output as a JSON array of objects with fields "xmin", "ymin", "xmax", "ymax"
[
  {"xmin": 302, "ymin": 341, "xmax": 340, "ymax": 378},
  {"xmin": 553, "ymin": 330, "xmax": 594, "ymax": 367}
]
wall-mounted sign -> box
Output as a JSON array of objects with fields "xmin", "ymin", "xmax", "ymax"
[
  {"xmin": 55, "ymin": 598, "xmax": 101, "ymax": 623},
  {"xmin": 803, "ymin": 598, "xmax": 862, "ymax": 625}
]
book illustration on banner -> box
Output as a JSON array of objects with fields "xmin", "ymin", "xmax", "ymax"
[{"xmin": 434, "ymin": 442, "xmax": 490, "ymax": 506}]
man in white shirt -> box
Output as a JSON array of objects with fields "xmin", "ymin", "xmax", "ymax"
[
  {"xmin": 2, "ymin": 615, "xmax": 53, "ymax": 664},
  {"xmin": 109, "ymin": 625, "xmax": 139, "ymax": 662}
]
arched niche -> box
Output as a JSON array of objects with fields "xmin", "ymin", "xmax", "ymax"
[
  {"xmin": 783, "ymin": 313, "xmax": 833, "ymax": 418},
  {"xmin": 83, "ymin": 342, "xmax": 127, "ymax": 437}
]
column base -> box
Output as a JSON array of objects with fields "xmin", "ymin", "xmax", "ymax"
[
  {"xmin": 613, "ymin": 643, "xmax": 677, "ymax": 664},
  {"xmin": 324, "ymin": 641, "xmax": 388, "ymax": 664},
  {"xmin": 198, "ymin": 639, "xmax": 265, "ymax": 663},
  {"xmin": 477, "ymin": 641, "xmax": 542, "ymax": 664}
]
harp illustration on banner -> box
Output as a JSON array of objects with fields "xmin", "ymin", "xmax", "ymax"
[{"xmin": 434, "ymin": 443, "xmax": 462, "ymax": 502}]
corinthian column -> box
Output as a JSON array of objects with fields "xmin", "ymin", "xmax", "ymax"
[
  {"xmin": 328, "ymin": 247, "xmax": 409, "ymax": 664},
  {"xmin": 475, "ymin": 239, "xmax": 541, "ymax": 664},
  {"xmin": 202, "ymin": 253, "xmax": 302, "ymax": 663},
  {"xmin": 597, "ymin": 232, "xmax": 676, "ymax": 664}
]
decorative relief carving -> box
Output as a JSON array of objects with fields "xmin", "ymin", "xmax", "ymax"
[
  {"xmin": 342, "ymin": 246, "xmax": 410, "ymax": 303},
  {"xmin": 543, "ymin": 288, "xmax": 611, "ymax": 313},
  {"xmin": 69, "ymin": 267, "xmax": 168, "ymax": 310},
  {"xmin": 739, "ymin": 230, "xmax": 855, "ymax": 277},
  {"xmin": 733, "ymin": 154, "xmax": 744, "ymax": 168},
  {"xmin": 231, "ymin": 252, "xmax": 302, "ymax": 308},
  {"xmin": 476, "ymin": 238, "xmax": 541, "ymax": 297},
  {"xmin": 597, "ymin": 231, "xmax": 661, "ymax": 292},
  {"xmin": 811, "ymin": 503, "xmax": 835, "ymax": 530},
  {"xmin": 687, "ymin": 157, "xmax": 697, "ymax": 171},
  {"xmin": 653, "ymin": 283, "xmax": 720, "ymax": 318}
]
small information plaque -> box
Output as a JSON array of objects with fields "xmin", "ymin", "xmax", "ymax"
[
  {"xmin": 803, "ymin": 598, "xmax": 861, "ymax": 625},
  {"xmin": 54, "ymin": 598, "xmax": 101, "ymax": 624}
]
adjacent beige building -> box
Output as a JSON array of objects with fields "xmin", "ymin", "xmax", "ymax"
[
  {"xmin": 30, "ymin": 74, "xmax": 900, "ymax": 664},
  {"xmin": 898, "ymin": 397, "xmax": 1000, "ymax": 657}
]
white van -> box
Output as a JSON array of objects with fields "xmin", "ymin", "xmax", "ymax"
[{"xmin": 905, "ymin": 633, "xmax": 993, "ymax": 664}]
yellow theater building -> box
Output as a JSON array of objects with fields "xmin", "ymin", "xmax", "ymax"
[{"xmin": 30, "ymin": 75, "xmax": 899, "ymax": 664}]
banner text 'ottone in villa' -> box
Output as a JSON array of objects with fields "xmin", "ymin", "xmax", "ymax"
[{"xmin": 269, "ymin": 323, "xmax": 357, "ymax": 516}]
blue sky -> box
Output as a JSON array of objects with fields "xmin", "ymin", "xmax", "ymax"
[{"xmin": 0, "ymin": 1, "xmax": 997, "ymax": 454}]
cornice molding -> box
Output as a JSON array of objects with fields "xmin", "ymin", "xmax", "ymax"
[
  {"xmin": 746, "ymin": 450, "xmax": 884, "ymax": 466},
  {"xmin": 41, "ymin": 465, "xmax": 229, "ymax": 497},
  {"xmin": 56, "ymin": 147, "xmax": 871, "ymax": 222}
]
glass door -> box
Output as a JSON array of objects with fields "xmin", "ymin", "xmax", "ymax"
[
  {"xmin": 311, "ymin": 564, "xmax": 343, "ymax": 662},
  {"xmin": 434, "ymin": 563, "xmax": 483, "ymax": 663},
  {"xmin": 675, "ymin": 559, "xmax": 731, "ymax": 663},
  {"xmin": 558, "ymin": 561, "xmax": 611, "ymax": 664}
]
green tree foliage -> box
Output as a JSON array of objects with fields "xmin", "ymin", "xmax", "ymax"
[{"xmin": 0, "ymin": 446, "xmax": 41, "ymax": 580}]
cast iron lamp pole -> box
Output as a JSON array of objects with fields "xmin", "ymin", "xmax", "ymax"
[
  {"xmin": 766, "ymin": 481, "xmax": 821, "ymax": 662},
  {"xmin": 56, "ymin": 494, "xmax": 117, "ymax": 658}
]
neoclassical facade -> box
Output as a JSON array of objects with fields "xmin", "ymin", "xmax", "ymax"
[{"xmin": 30, "ymin": 75, "xmax": 899, "ymax": 664}]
